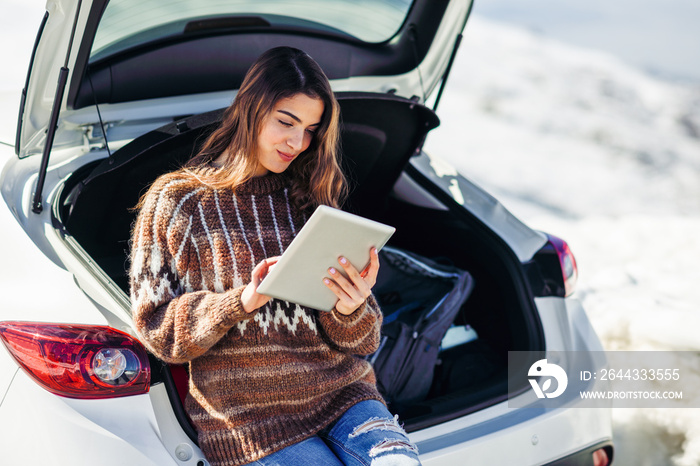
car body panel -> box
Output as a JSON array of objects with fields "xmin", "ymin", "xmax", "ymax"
[
  {"xmin": 0, "ymin": 371, "xmax": 178, "ymax": 465},
  {"xmin": 416, "ymin": 398, "xmax": 611, "ymax": 465},
  {"xmin": 0, "ymin": 155, "xmax": 110, "ymax": 322},
  {"xmin": 536, "ymin": 297, "xmax": 606, "ymax": 353}
]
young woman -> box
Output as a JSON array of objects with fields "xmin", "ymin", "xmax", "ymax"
[{"xmin": 129, "ymin": 47, "xmax": 421, "ymax": 466}]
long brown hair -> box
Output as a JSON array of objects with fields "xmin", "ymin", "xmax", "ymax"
[{"xmin": 185, "ymin": 46, "xmax": 346, "ymax": 210}]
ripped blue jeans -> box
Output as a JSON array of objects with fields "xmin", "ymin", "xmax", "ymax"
[{"xmin": 246, "ymin": 400, "xmax": 421, "ymax": 465}]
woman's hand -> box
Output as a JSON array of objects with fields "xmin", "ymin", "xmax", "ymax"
[
  {"xmin": 241, "ymin": 256, "xmax": 280, "ymax": 313},
  {"xmin": 323, "ymin": 247, "xmax": 380, "ymax": 315}
]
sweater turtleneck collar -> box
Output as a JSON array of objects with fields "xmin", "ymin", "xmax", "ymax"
[{"xmin": 235, "ymin": 172, "xmax": 289, "ymax": 195}]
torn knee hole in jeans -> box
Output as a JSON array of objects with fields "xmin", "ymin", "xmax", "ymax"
[
  {"xmin": 369, "ymin": 439, "xmax": 419, "ymax": 457},
  {"xmin": 349, "ymin": 415, "xmax": 405, "ymax": 438}
]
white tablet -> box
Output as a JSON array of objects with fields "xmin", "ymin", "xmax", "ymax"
[{"xmin": 256, "ymin": 205, "xmax": 395, "ymax": 311}]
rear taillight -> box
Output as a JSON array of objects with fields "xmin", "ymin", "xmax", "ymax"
[
  {"xmin": 546, "ymin": 234, "xmax": 578, "ymax": 297},
  {"xmin": 0, "ymin": 322, "xmax": 150, "ymax": 399},
  {"xmin": 529, "ymin": 233, "xmax": 579, "ymax": 297}
]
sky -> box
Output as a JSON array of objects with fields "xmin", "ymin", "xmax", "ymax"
[
  {"xmin": 473, "ymin": 0, "xmax": 700, "ymax": 84},
  {"xmin": 0, "ymin": 0, "xmax": 46, "ymax": 91}
]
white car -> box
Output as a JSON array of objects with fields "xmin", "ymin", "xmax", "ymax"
[{"xmin": 0, "ymin": 0, "xmax": 613, "ymax": 464}]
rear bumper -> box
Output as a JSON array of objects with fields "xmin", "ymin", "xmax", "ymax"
[{"xmin": 413, "ymin": 397, "xmax": 613, "ymax": 465}]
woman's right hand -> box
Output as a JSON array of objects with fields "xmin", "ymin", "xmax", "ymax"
[
  {"xmin": 323, "ymin": 247, "xmax": 380, "ymax": 315},
  {"xmin": 241, "ymin": 256, "xmax": 280, "ymax": 313}
]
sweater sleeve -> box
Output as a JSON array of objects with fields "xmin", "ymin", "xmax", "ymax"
[
  {"xmin": 316, "ymin": 294, "xmax": 383, "ymax": 356},
  {"xmin": 129, "ymin": 175, "xmax": 253, "ymax": 364}
]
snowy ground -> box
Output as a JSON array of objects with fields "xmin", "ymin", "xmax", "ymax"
[
  {"xmin": 2, "ymin": 4, "xmax": 700, "ymax": 465},
  {"xmin": 424, "ymin": 17, "xmax": 700, "ymax": 466}
]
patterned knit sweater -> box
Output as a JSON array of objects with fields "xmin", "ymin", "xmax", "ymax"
[{"xmin": 129, "ymin": 170, "xmax": 384, "ymax": 466}]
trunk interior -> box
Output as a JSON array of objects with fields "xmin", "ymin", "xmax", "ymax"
[{"xmin": 57, "ymin": 92, "xmax": 541, "ymax": 435}]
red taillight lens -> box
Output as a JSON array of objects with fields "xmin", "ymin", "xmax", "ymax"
[
  {"xmin": 546, "ymin": 234, "xmax": 578, "ymax": 297},
  {"xmin": 0, "ymin": 322, "xmax": 150, "ymax": 399},
  {"xmin": 531, "ymin": 233, "xmax": 579, "ymax": 297}
]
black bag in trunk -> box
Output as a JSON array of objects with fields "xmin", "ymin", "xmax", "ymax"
[{"xmin": 369, "ymin": 246, "xmax": 475, "ymax": 406}]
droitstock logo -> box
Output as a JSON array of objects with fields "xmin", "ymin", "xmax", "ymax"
[{"xmin": 528, "ymin": 359, "xmax": 568, "ymax": 399}]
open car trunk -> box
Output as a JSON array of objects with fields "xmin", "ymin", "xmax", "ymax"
[{"xmin": 58, "ymin": 92, "xmax": 542, "ymax": 436}]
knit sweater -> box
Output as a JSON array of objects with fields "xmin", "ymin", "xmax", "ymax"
[{"xmin": 129, "ymin": 170, "xmax": 384, "ymax": 466}]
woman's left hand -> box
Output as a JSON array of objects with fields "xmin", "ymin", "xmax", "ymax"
[{"xmin": 323, "ymin": 247, "xmax": 380, "ymax": 315}]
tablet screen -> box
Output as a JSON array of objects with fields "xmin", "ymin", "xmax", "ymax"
[{"xmin": 256, "ymin": 205, "xmax": 395, "ymax": 311}]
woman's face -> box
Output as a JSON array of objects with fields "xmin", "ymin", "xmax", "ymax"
[{"xmin": 254, "ymin": 93, "xmax": 325, "ymax": 177}]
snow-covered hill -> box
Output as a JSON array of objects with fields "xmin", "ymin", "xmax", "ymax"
[
  {"xmin": 428, "ymin": 17, "xmax": 700, "ymax": 219},
  {"xmin": 425, "ymin": 16, "xmax": 700, "ymax": 466}
]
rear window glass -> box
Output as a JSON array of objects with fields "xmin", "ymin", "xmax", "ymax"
[{"xmin": 91, "ymin": 0, "xmax": 413, "ymax": 61}]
